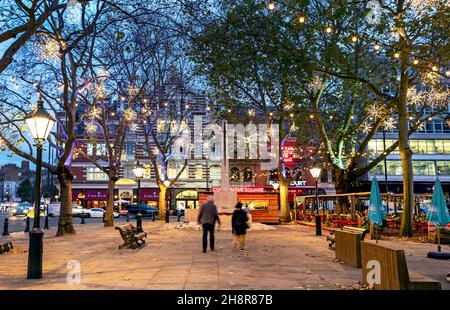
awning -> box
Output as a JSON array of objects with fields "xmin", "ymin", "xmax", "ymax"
[
  {"xmin": 85, "ymin": 189, "xmax": 108, "ymax": 201},
  {"xmin": 140, "ymin": 188, "xmax": 159, "ymax": 201}
]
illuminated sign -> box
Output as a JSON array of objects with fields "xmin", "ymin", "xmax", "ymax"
[{"xmin": 212, "ymin": 187, "xmax": 265, "ymax": 193}]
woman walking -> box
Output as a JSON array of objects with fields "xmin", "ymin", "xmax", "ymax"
[{"xmin": 232, "ymin": 202, "xmax": 250, "ymax": 251}]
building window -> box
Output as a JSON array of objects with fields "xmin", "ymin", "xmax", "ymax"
[
  {"xmin": 96, "ymin": 143, "xmax": 106, "ymax": 156},
  {"xmin": 87, "ymin": 144, "xmax": 94, "ymax": 156},
  {"xmin": 243, "ymin": 167, "xmax": 253, "ymax": 182},
  {"xmin": 413, "ymin": 161, "xmax": 435, "ymax": 176},
  {"xmin": 125, "ymin": 142, "xmax": 135, "ymax": 155},
  {"xmin": 437, "ymin": 161, "xmax": 450, "ymax": 176},
  {"xmin": 86, "ymin": 167, "xmax": 108, "ymax": 181},
  {"xmin": 320, "ymin": 169, "xmax": 328, "ymax": 183},
  {"xmin": 209, "ymin": 166, "xmax": 221, "ymax": 180},
  {"xmin": 195, "ymin": 164, "xmax": 203, "ymax": 179},
  {"xmin": 230, "ymin": 167, "xmax": 240, "ymax": 182}
]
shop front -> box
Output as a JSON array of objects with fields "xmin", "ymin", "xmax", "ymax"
[
  {"xmin": 72, "ymin": 189, "xmax": 108, "ymax": 209},
  {"xmin": 139, "ymin": 188, "xmax": 159, "ymax": 208},
  {"xmin": 198, "ymin": 187, "xmax": 280, "ymax": 224},
  {"xmin": 175, "ymin": 190, "xmax": 199, "ymax": 211}
]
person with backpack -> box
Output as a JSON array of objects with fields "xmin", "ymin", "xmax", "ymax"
[{"xmin": 232, "ymin": 202, "xmax": 250, "ymax": 251}]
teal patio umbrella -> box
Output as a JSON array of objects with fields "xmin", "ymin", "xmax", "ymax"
[
  {"xmin": 368, "ymin": 177, "xmax": 386, "ymax": 243},
  {"xmin": 427, "ymin": 178, "xmax": 450, "ymax": 252}
]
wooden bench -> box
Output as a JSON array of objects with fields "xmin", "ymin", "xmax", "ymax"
[
  {"xmin": 361, "ymin": 242, "xmax": 441, "ymax": 290},
  {"xmin": 115, "ymin": 223, "xmax": 147, "ymax": 249},
  {"xmin": 327, "ymin": 226, "xmax": 368, "ymax": 250}
]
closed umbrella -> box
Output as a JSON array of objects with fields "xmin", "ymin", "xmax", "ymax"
[
  {"xmin": 368, "ymin": 177, "xmax": 386, "ymax": 243},
  {"xmin": 427, "ymin": 178, "xmax": 450, "ymax": 253}
]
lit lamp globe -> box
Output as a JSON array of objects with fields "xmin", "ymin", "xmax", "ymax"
[
  {"xmin": 163, "ymin": 179, "xmax": 171, "ymax": 187},
  {"xmin": 132, "ymin": 162, "xmax": 145, "ymax": 179},
  {"xmin": 25, "ymin": 97, "xmax": 55, "ymax": 142},
  {"xmin": 272, "ymin": 181, "xmax": 280, "ymax": 190},
  {"xmin": 310, "ymin": 167, "xmax": 322, "ymax": 180}
]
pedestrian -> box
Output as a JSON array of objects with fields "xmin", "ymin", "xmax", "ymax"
[
  {"xmin": 197, "ymin": 196, "xmax": 220, "ymax": 253},
  {"xmin": 232, "ymin": 202, "xmax": 250, "ymax": 252}
]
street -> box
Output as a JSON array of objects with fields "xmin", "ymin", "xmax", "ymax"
[{"xmin": 0, "ymin": 212, "xmax": 181, "ymax": 234}]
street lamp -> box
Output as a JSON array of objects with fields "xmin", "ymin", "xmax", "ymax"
[
  {"xmin": 272, "ymin": 181, "xmax": 280, "ymax": 190},
  {"xmin": 132, "ymin": 161, "xmax": 144, "ymax": 233},
  {"xmin": 25, "ymin": 96, "xmax": 55, "ymax": 279},
  {"xmin": 163, "ymin": 179, "xmax": 170, "ymax": 223},
  {"xmin": 309, "ymin": 167, "xmax": 322, "ymax": 236}
]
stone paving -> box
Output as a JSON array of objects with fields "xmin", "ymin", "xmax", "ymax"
[{"xmin": 0, "ymin": 221, "xmax": 448, "ymax": 290}]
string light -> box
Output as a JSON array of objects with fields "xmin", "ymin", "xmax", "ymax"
[
  {"xmin": 351, "ymin": 36, "xmax": 358, "ymax": 42},
  {"xmin": 326, "ymin": 26, "xmax": 332, "ymax": 33},
  {"xmin": 446, "ymin": 71, "xmax": 450, "ymax": 76},
  {"xmin": 394, "ymin": 52, "xmax": 400, "ymax": 58},
  {"xmin": 298, "ymin": 16, "xmax": 306, "ymax": 23},
  {"xmin": 432, "ymin": 66, "xmax": 438, "ymax": 71},
  {"xmin": 413, "ymin": 59, "xmax": 419, "ymax": 65},
  {"xmin": 374, "ymin": 44, "xmax": 380, "ymax": 50},
  {"xmin": 268, "ymin": 2, "xmax": 275, "ymax": 10}
]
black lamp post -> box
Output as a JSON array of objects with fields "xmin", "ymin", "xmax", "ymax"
[
  {"xmin": 310, "ymin": 167, "xmax": 322, "ymax": 236},
  {"xmin": 25, "ymin": 96, "xmax": 55, "ymax": 279},
  {"xmin": 133, "ymin": 161, "xmax": 144, "ymax": 233},
  {"xmin": 164, "ymin": 179, "xmax": 170, "ymax": 223}
]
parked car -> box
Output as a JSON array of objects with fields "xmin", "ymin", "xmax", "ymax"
[
  {"xmin": 83, "ymin": 208, "xmax": 119, "ymax": 218},
  {"xmin": 12, "ymin": 202, "xmax": 32, "ymax": 216},
  {"xmin": 123, "ymin": 204, "xmax": 159, "ymax": 217},
  {"xmin": 72, "ymin": 204, "xmax": 86, "ymax": 217}
]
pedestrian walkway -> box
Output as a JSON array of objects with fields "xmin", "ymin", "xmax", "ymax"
[{"xmin": 0, "ymin": 222, "xmax": 448, "ymax": 290}]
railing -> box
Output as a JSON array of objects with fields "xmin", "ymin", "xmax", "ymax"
[{"xmin": 295, "ymin": 192, "xmax": 439, "ymax": 235}]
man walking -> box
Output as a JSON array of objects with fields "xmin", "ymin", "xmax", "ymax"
[{"xmin": 198, "ymin": 196, "xmax": 220, "ymax": 253}]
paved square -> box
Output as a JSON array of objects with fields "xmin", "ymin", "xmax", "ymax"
[{"xmin": 0, "ymin": 222, "xmax": 448, "ymax": 290}]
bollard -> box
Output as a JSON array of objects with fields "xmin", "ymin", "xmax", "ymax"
[
  {"xmin": 152, "ymin": 212, "xmax": 155, "ymax": 222},
  {"xmin": 315, "ymin": 214, "xmax": 322, "ymax": 236},
  {"xmin": 165, "ymin": 209, "xmax": 169, "ymax": 223},
  {"xmin": 102, "ymin": 212, "xmax": 105, "ymax": 223},
  {"xmin": 44, "ymin": 214, "xmax": 49, "ymax": 230},
  {"xmin": 126, "ymin": 212, "xmax": 130, "ymax": 222},
  {"xmin": 24, "ymin": 216, "xmax": 30, "ymax": 232},
  {"xmin": 81, "ymin": 211, "xmax": 85, "ymax": 224},
  {"xmin": 2, "ymin": 218, "xmax": 9, "ymax": 236},
  {"xmin": 177, "ymin": 211, "xmax": 180, "ymax": 222}
]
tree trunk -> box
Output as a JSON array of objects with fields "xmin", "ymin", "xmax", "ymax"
[
  {"xmin": 56, "ymin": 167, "xmax": 75, "ymax": 236},
  {"xmin": 334, "ymin": 168, "xmax": 352, "ymax": 214},
  {"xmin": 104, "ymin": 178, "xmax": 115, "ymax": 227},
  {"xmin": 158, "ymin": 185, "xmax": 167, "ymax": 220},
  {"xmin": 398, "ymin": 46, "xmax": 414, "ymax": 237},
  {"xmin": 279, "ymin": 173, "xmax": 290, "ymax": 222}
]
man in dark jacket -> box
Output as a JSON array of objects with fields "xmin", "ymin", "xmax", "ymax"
[{"xmin": 198, "ymin": 196, "xmax": 220, "ymax": 253}]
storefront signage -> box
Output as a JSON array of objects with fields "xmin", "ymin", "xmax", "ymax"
[
  {"xmin": 268, "ymin": 180, "xmax": 307, "ymax": 187},
  {"xmin": 212, "ymin": 187, "xmax": 265, "ymax": 193}
]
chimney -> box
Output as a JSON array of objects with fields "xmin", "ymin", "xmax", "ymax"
[{"xmin": 21, "ymin": 161, "xmax": 30, "ymax": 172}]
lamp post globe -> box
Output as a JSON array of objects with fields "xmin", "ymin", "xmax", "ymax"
[
  {"xmin": 133, "ymin": 161, "xmax": 144, "ymax": 233},
  {"xmin": 309, "ymin": 167, "xmax": 322, "ymax": 236},
  {"xmin": 25, "ymin": 96, "xmax": 55, "ymax": 279},
  {"xmin": 272, "ymin": 181, "xmax": 279, "ymax": 190}
]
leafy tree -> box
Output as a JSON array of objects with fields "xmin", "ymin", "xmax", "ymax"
[{"xmin": 17, "ymin": 178, "xmax": 33, "ymax": 202}]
